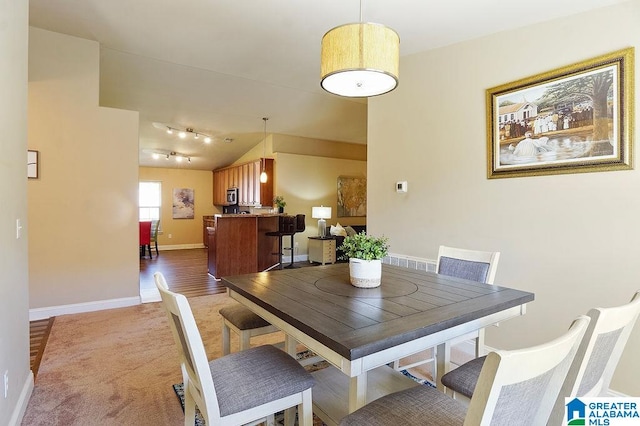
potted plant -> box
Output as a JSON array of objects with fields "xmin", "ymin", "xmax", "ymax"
[
  {"xmin": 273, "ymin": 195, "xmax": 286, "ymax": 213},
  {"xmin": 338, "ymin": 232, "xmax": 389, "ymax": 288}
]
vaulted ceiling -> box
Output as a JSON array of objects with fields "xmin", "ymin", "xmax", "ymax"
[{"xmin": 28, "ymin": 0, "xmax": 628, "ymax": 170}]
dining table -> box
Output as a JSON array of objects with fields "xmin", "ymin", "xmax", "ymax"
[{"xmin": 222, "ymin": 262, "xmax": 534, "ymax": 426}]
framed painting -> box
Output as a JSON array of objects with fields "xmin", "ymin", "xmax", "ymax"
[
  {"xmin": 173, "ymin": 188, "xmax": 195, "ymax": 219},
  {"xmin": 487, "ymin": 48, "xmax": 634, "ymax": 179},
  {"xmin": 337, "ymin": 176, "xmax": 366, "ymax": 217}
]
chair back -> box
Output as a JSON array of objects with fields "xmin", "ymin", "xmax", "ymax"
[
  {"xmin": 548, "ymin": 290, "xmax": 640, "ymax": 424},
  {"xmin": 436, "ymin": 245, "xmax": 500, "ymax": 284},
  {"xmin": 154, "ymin": 272, "xmax": 222, "ymax": 423},
  {"xmin": 139, "ymin": 221, "xmax": 151, "ymax": 245},
  {"xmin": 150, "ymin": 220, "xmax": 160, "ymax": 242},
  {"xmin": 295, "ymin": 214, "xmax": 306, "ymax": 232},
  {"xmin": 465, "ymin": 315, "xmax": 590, "ymax": 426}
]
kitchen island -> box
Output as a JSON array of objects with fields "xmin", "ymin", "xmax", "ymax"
[{"xmin": 207, "ymin": 214, "xmax": 281, "ymax": 279}]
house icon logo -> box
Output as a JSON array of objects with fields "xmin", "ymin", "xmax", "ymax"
[{"xmin": 566, "ymin": 398, "xmax": 586, "ymax": 425}]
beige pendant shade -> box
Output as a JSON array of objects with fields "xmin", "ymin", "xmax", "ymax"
[{"xmin": 321, "ymin": 22, "xmax": 399, "ymax": 97}]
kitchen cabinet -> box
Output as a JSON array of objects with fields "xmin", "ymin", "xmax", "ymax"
[{"xmin": 212, "ymin": 158, "xmax": 273, "ymax": 207}]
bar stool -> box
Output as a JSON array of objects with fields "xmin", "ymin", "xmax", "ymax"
[
  {"xmin": 266, "ymin": 214, "xmax": 305, "ymax": 269},
  {"xmin": 219, "ymin": 304, "xmax": 281, "ymax": 355}
]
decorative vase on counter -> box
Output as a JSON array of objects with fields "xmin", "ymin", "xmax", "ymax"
[
  {"xmin": 278, "ymin": 207, "xmax": 284, "ymax": 213},
  {"xmin": 349, "ymin": 258, "xmax": 382, "ymax": 288}
]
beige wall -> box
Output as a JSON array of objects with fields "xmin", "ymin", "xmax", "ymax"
[
  {"xmin": 275, "ymin": 152, "xmax": 366, "ymax": 256},
  {"xmin": 368, "ymin": 1, "xmax": 640, "ymax": 394},
  {"xmin": 28, "ymin": 28, "xmax": 140, "ymax": 308},
  {"xmin": 232, "ymin": 134, "xmax": 367, "ymax": 255},
  {"xmin": 139, "ymin": 167, "xmax": 217, "ymax": 247},
  {"xmin": 0, "ymin": 1, "xmax": 31, "ymax": 423}
]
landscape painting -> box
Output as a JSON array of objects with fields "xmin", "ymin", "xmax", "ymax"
[{"xmin": 487, "ymin": 48, "xmax": 633, "ymax": 178}]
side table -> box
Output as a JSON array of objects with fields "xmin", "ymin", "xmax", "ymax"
[{"xmin": 308, "ymin": 237, "xmax": 336, "ymax": 265}]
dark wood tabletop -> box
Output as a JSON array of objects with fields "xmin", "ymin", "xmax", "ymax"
[{"xmin": 222, "ymin": 263, "xmax": 535, "ymax": 361}]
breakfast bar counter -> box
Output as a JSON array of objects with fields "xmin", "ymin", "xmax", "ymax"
[{"xmin": 207, "ymin": 214, "xmax": 282, "ymax": 278}]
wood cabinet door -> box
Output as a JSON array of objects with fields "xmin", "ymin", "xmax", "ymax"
[
  {"xmin": 246, "ymin": 163, "xmax": 255, "ymax": 205},
  {"xmin": 213, "ymin": 158, "xmax": 274, "ymax": 206},
  {"xmin": 213, "ymin": 170, "xmax": 224, "ymax": 205},
  {"xmin": 240, "ymin": 163, "xmax": 250, "ymax": 205}
]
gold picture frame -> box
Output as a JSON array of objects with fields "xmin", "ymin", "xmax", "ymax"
[{"xmin": 487, "ymin": 48, "xmax": 634, "ymax": 179}]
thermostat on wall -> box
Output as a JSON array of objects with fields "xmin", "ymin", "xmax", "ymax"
[{"xmin": 396, "ymin": 181, "xmax": 408, "ymax": 193}]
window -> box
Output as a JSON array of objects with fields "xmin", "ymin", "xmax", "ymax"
[{"xmin": 139, "ymin": 181, "xmax": 161, "ymax": 221}]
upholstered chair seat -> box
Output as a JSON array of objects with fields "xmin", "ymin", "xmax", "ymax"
[{"xmin": 219, "ymin": 305, "xmax": 280, "ymax": 355}]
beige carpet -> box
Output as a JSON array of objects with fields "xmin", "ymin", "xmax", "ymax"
[{"xmin": 22, "ymin": 293, "xmax": 285, "ymax": 425}]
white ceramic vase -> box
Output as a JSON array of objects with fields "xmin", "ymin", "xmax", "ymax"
[{"xmin": 349, "ymin": 258, "xmax": 382, "ymax": 288}]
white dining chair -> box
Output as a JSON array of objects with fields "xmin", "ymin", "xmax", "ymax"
[
  {"xmin": 154, "ymin": 272, "xmax": 315, "ymax": 426},
  {"xmin": 547, "ymin": 290, "xmax": 640, "ymax": 424},
  {"xmin": 393, "ymin": 245, "xmax": 500, "ymax": 379},
  {"xmin": 341, "ymin": 315, "xmax": 590, "ymax": 426},
  {"xmin": 441, "ymin": 289, "xmax": 640, "ymax": 424}
]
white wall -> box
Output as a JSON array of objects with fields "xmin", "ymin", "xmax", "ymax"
[
  {"xmin": 369, "ymin": 1, "xmax": 640, "ymax": 395},
  {"xmin": 28, "ymin": 28, "xmax": 140, "ymax": 310},
  {"xmin": 0, "ymin": 1, "xmax": 32, "ymax": 423}
]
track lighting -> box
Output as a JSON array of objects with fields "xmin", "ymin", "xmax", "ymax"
[
  {"xmin": 150, "ymin": 150, "xmax": 192, "ymax": 164},
  {"xmin": 157, "ymin": 123, "xmax": 214, "ymax": 143}
]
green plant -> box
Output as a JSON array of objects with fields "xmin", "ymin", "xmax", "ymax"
[
  {"xmin": 273, "ymin": 195, "xmax": 286, "ymax": 208},
  {"xmin": 338, "ymin": 232, "xmax": 389, "ymax": 261}
]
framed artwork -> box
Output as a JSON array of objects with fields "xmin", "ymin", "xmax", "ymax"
[
  {"xmin": 337, "ymin": 176, "xmax": 366, "ymax": 217},
  {"xmin": 487, "ymin": 48, "xmax": 634, "ymax": 179},
  {"xmin": 172, "ymin": 188, "xmax": 195, "ymax": 219},
  {"xmin": 28, "ymin": 150, "xmax": 39, "ymax": 179}
]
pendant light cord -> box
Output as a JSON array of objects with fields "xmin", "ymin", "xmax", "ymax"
[{"xmin": 262, "ymin": 117, "xmax": 268, "ymax": 172}]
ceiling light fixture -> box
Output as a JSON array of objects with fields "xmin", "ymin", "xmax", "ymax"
[
  {"xmin": 151, "ymin": 150, "xmax": 192, "ymax": 164},
  {"xmin": 159, "ymin": 124, "xmax": 213, "ymax": 144},
  {"xmin": 260, "ymin": 117, "xmax": 268, "ymax": 184},
  {"xmin": 320, "ymin": 0, "xmax": 399, "ymax": 97}
]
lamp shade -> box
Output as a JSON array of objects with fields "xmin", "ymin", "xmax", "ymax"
[
  {"xmin": 321, "ymin": 22, "xmax": 399, "ymax": 97},
  {"xmin": 312, "ymin": 206, "xmax": 332, "ymax": 219}
]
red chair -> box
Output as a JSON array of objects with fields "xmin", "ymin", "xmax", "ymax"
[{"xmin": 139, "ymin": 221, "xmax": 152, "ymax": 259}]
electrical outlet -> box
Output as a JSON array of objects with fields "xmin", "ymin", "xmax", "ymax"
[
  {"xmin": 168, "ymin": 234, "xmax": 172, "ymax": 239},
  {"xmin": 295, "ymin": 242, "xmax": 299, "ymax": 247},
  {"xmin": 4, "ymin": 370, "xmax": 8, "ymax": 398}
]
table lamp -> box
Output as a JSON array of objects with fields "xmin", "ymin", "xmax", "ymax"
[{"xmin": 312, "ymin": 206, "xmax": 332, "ymax": 238}]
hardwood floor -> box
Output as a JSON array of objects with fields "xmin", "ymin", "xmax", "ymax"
[
  {"xmin": 30, "ymin": 248, "xmax": 320, "ymax": 377},
  {"xmin": 140, "ymin": 248, "xmax": 227, "ymax": 297}
]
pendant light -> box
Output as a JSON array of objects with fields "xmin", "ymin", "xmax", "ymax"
[
  {"xmin": 320, "ymin": 0, "xmax": 399, "ymax": 97},
  {"xmin": 260, "ymin": 117, "xmax": 268, "ymax": 183}
]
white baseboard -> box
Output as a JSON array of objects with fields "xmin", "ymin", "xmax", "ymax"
[
  {"xmin": 8, "ymin": 371, "xmax": 33, "ymax": 426},
  {"xmin": 283, "ymin": 254, "xmax": 309, "ymax": 263},
  {"xmin": 140, "ymin": 288, "xmax": 161, "ymax": 304},
  {"xmin": 605, "ymin": 388, "xmax": 630, "ymax": 397},
  {"xmin": 29, "ymin": 296, "xmax": 140, "ymax": 321}
]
